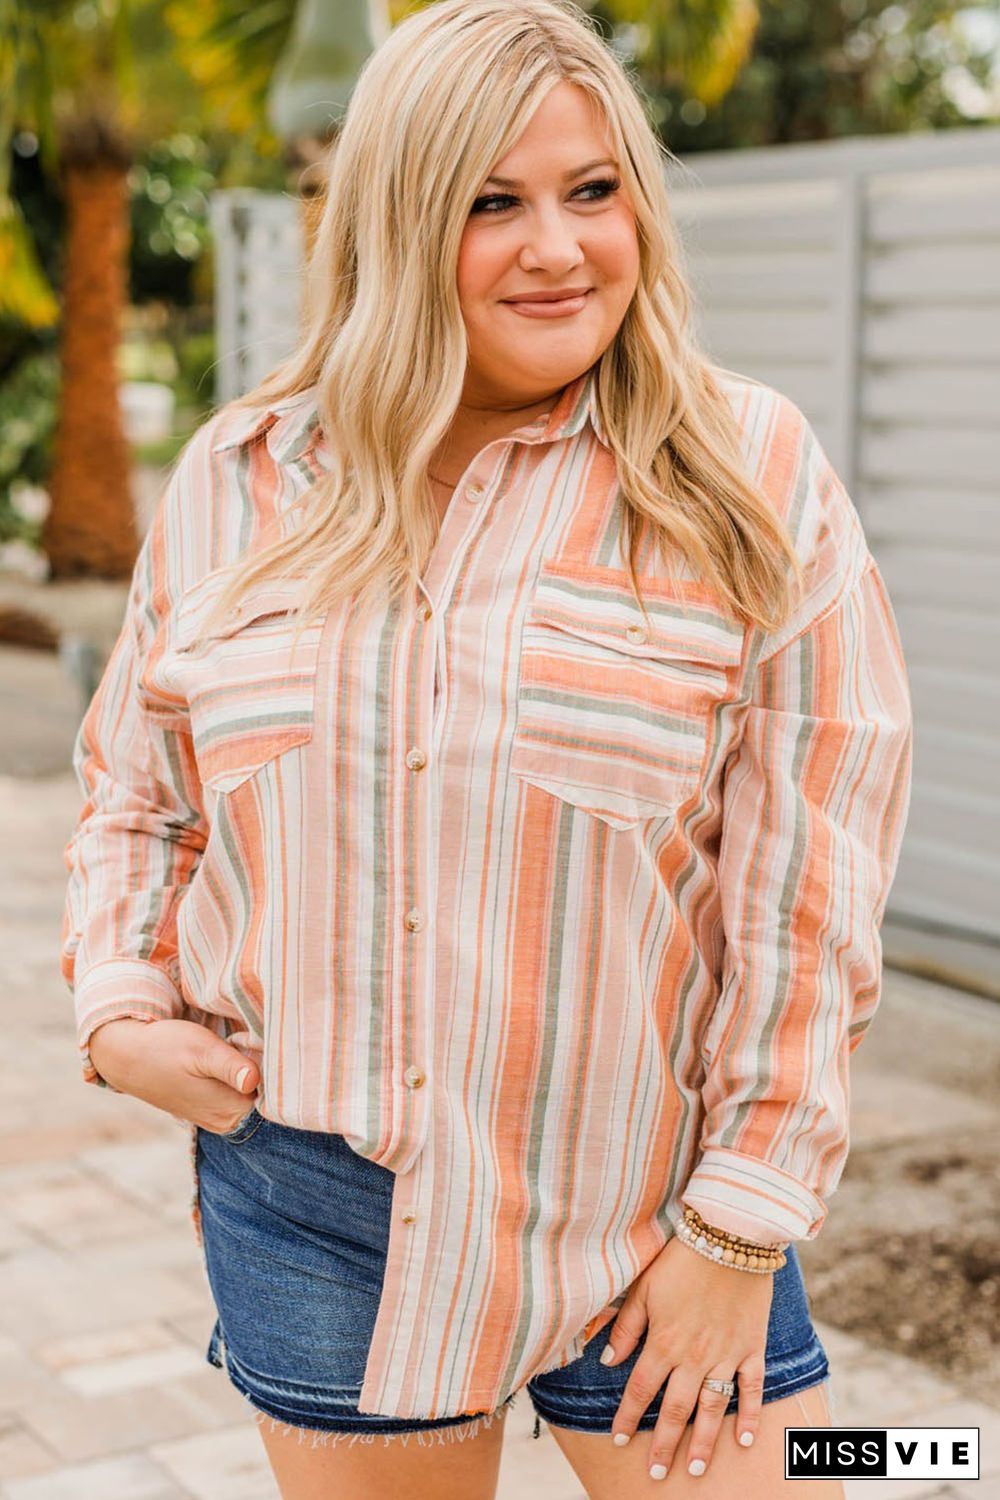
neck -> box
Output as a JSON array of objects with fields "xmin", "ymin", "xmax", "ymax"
[{"xmin": 430, "ymin": 388, "xmax": 561, "ymax": 479}]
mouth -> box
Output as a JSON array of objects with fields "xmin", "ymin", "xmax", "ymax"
[{"xmin": 501, "ymin": 288, "xmax": 594, "ymax": 319}]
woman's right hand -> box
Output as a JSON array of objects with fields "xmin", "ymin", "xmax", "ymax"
[{"xmin": 87, "ymin": 1017, "xmax": 261, "ymax": 1133}]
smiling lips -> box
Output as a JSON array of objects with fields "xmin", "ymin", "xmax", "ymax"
[{"xmin": 501, "ymin": 287, "xmax": 593, "ymax": 318}]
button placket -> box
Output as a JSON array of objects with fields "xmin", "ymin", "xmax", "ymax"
[
  {"xmin": 402, "ymin": 450, "xmax": 503, "ymax": 1183},
  {"xmin": 399, "ymin": 604, "xmax": 436, "ymax": 1143}
]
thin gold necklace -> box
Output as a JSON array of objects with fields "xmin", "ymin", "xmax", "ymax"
[{"xmin": 428, "ymin": 400, "xmax": 556, "ymax": 489}]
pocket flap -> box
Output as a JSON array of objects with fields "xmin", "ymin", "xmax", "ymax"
[
  {"xmin": 164, "ymin": 574, "xmax": 323, "ymax": 793},
  {"xmin": 528, "ymin": 559, "xmax": 746, "ymax": 669},
  {"xmin": 175, "ymin": 577, "xmax": 310, "ymax": 654},
  {"xmin": 512, "ymin": 559, "xmax": 745, "ymax": 829}
]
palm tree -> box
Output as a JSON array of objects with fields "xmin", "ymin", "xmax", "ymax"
[
  {"xmin": 163, "ymin": 0, "xmax": 381, "ymax": 267},
  {"xmin": 597, "ymin": 0, "xmax": 761, "ymax": 108},
  {"xmin": 3, "ymin": 0, "xmax": 143, "ymax": 577}
]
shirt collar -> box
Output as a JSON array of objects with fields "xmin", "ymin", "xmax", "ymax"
[
  {"xmin": 520, "ymin": 363, "xmax": 608, "ymax": 448},
  {"xmin": 210, "ymin": 389, "xmax": 320, "ymax": 468},
  {"xmin": 210, "ymin": 363, "xmax": 608, "ymax": 468}
]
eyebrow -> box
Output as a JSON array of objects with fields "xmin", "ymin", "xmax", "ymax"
[{"xmin": 484, "ymin": 157, "xmax": 618, "ymax": 189}]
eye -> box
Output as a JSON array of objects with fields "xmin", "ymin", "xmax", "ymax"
[{"xmin": 470, "ymin": 177, "xmax": 621, "ymax": 215}]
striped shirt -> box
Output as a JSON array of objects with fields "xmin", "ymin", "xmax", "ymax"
[{"xmin": 60, "ymin": 365, "xmax": 913, "ymax": 1421}]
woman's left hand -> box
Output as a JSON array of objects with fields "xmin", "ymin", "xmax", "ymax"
[{"xmin": 600, "ymin": 1234, "xmax": 772, "ymax": 1479}]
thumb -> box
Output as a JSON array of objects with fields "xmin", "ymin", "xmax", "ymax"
[
  {"xmin": 232, "ymin": 1057, "xmax": 260, "ymax": 1094},
  {"xmin": 200, "ymin": 1041, "xmax": 260, "ymax": 1095}
]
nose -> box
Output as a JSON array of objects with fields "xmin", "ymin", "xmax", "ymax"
[{"xmin": 517, "ymin": 201, "xmax": 585, "ymax": 275}]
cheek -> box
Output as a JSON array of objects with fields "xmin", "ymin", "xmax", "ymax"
[
  {"xmin": 456, "ymin": 229, "xmax": 507, "ymax": 317},
  {"xmin": 593, "ymin": 216, "xmax": 640, "ymax": 294}
]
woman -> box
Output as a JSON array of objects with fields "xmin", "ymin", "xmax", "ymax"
[{"xmin": 61, "ymin": 2, "xmax": 913, "ymax": 1496}]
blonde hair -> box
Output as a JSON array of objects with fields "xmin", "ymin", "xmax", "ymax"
[{"xmin": 199, "ymin": 0, "xmax": 804, "ymax": 647}]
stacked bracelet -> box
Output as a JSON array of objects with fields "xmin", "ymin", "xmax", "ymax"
[{"xmin": 674, "ymin": 1206, "xmax": 789, "ymax": 1273}]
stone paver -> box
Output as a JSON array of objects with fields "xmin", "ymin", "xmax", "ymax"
[
  {"xmin": 2, "ymin": 1451, "xmax": 185, "ymax": 1500},
  {"xmin": 1, "ymin": 766, "xmax": 997, "ymax": 1498}
]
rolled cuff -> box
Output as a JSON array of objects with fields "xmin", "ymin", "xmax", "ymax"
[
  {"xmin": 75, "ymin": 957, "xmax": 185, "ymax": 1090},
  {"xmin": 680, "ymin": 1146, "xmax": 828, "ymax": 1245}
]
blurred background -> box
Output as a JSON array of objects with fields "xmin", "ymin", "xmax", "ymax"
[{"xmin": 1, "ymin": 2, "xmax": 998, "ymax": 1496}]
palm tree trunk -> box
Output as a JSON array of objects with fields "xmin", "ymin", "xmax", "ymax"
[{"xmin": 43, "ymin": 117, "xmax": 138, "ymax": 578}]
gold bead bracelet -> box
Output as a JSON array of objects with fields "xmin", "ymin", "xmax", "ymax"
[{"xmin": 677, "ymin": 1206, "xmax": 788, "ymax": 1273}]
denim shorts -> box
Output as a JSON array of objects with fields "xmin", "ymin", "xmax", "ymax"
[{"xmin": 196, "ymin": 1108, "xmax": 833, "ymax": 1445}]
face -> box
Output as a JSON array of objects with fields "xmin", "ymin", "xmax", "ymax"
[{"xmin": 456, "ymin": 80, "xmax": 640, "ymax": 416}]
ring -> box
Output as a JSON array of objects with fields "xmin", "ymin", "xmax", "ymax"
[{"xmin": 701, "ymin": 1377, "xmax": 736, "ymax": 1397}]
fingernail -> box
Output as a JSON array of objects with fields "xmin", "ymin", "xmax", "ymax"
[
  {"xmin": 740, "ymin": 1431, "xmax": 754, "ymax": 1446},
  {"xmin": 235, "ymin": 1067, "xmax": 250, "ymax": 1091},
  {"xmin": 612, "ymin": 1432, "xmax": 630, "ymax": 1447},
  {"xmin": 649, "ymin": 1463, "xmax": 667, "ymax": 1480},
  {"xmin": 599, "ymin": 1345, "xmax": 616, "ymax": 1364},
  {"xmin": 688, "ymin": 1458, "xmax": 706, "ymax": 1476}
]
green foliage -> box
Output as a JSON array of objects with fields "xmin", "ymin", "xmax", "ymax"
[
  {"xmin": 162, "ymin": 0, "xmax": 296, "ymax": 155},
  {"xmin": 638, "ymin": 0, "xmax": 1000, "ymax": 151},
  {"xmin": 601, "ymin": 0, "xmax": 762, "ymax": 106},
  {"xmin": 0, "ymin": 341, "xmax": 58, "ymax": 544},
  {"xmin": 129, "ymin": 132, "xmax": 218, "ymax": 305},
  {"xmin": 173, "ymin": 326, "xmax": 217, "ymax": 412},
  {"xmin": 0, "ymin": 195, "xmax": 58, "ymax": 327}
]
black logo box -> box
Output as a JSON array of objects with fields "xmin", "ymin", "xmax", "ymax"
[{"xmin": 785, "ymin": 1427, "xmax": 979, "ymax": 1481}]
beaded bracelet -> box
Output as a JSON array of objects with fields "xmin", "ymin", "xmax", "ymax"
[{"xmin": 674, "ymin": 1206, "xmax": 789, "ymax": 1273}]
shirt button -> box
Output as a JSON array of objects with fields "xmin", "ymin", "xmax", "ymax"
[
  {"xmin": 405, "ymin": 747, "xmax": 427, "ymax": 771},
  {"xmin": 416, "ymin": 602, "xmax": 432, "ymax": 621},
  {"xmin": 465, "ymin": 482, "xmax": 485, "ymax": 501},
  {"xmin": 404, "ymin": 908, "xmax": 424, "ymax": 931},
  {"xmin": 403, "ymin": 1065, "xmax": 425, "ymax": 1088},
  {"xmin": 401, "ymin": 1211, "xmax": 417, "ymax": 1225},
  {"xmin": 626, "ymin": 624, "xmax": 647, "ymax": 643}
]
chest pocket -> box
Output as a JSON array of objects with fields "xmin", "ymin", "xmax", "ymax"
[
  {"xmin": 510, "ymin": 560, "xmax": 746, "ymax": 830},
  {"xmin": 170, "ymin": 580, "xmax": 324, "ymax": 795}
]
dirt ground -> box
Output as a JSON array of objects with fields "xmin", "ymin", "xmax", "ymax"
[{"xmin": 804, "ymin": 1126, "xmax": 1000, "ymax": 1399}]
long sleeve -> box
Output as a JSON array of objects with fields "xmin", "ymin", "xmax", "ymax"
[
  {"xmin": 682, "ymin": 552, "xmax": 913, "ymax": 1245},
  {"xmin": 60, "ymin": 463, "xmax": 210, "ymax": 1089}
]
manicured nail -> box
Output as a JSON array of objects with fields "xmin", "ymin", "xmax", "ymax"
[
  {"xmin": 740, "ymin": 1431, "xmax": 754, "ymax": 1446},
  {"xmin": 649, "ymin": 1463, "xmax": 667, "ymax": 1480},
  {"xmin": 688, "ymin": 1458, "xmax": 706, "ymax": 1476},
  {"xmin": 599, "ymin": 1345, "xmax": 616, "ymax": 1364},
  {"xmin": 612, "ymin": 1432, "xmax": 630, "ymax": 1446},
  {"xmin": 235, "ymin": 1067, "xmax": 250, "ymax": 1091}
]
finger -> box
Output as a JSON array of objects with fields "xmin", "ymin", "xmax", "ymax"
[
  {"xmin": 599, "ymin": 1295, "xmax": 647, "ymax": 1370},
  {"xmin": 609, "ymin": 1344, "xmax": 672, "ymax": 1447},
  {"xmin": 734, "ymin": 1352, "xmax": 765, "ymax": 1450},
  {"xmin": 646, "ymin": 1367, "xmax": 704, "ymax": 1481},
  {"xmin": 583, "ymin": 1296, "xmax": 626, "ymax": 1346},
  {"xmin": 681, "ymin": 1368, "xmax": 737, "ymax": 1478}
]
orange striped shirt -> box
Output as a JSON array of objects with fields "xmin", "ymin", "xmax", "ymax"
[{"xmin": 60, "ymin": 365, "xmax": 913, "ymax": 1420}]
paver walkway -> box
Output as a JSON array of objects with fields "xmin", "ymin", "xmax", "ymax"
[{"xmin": 0, "ymin": 769, "xmax": 996, "ymax": 1499}]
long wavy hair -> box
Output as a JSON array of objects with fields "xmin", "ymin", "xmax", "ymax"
[{"xmin": 198, "ymin": 0, "xmax": 804, "ymax": 647}]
